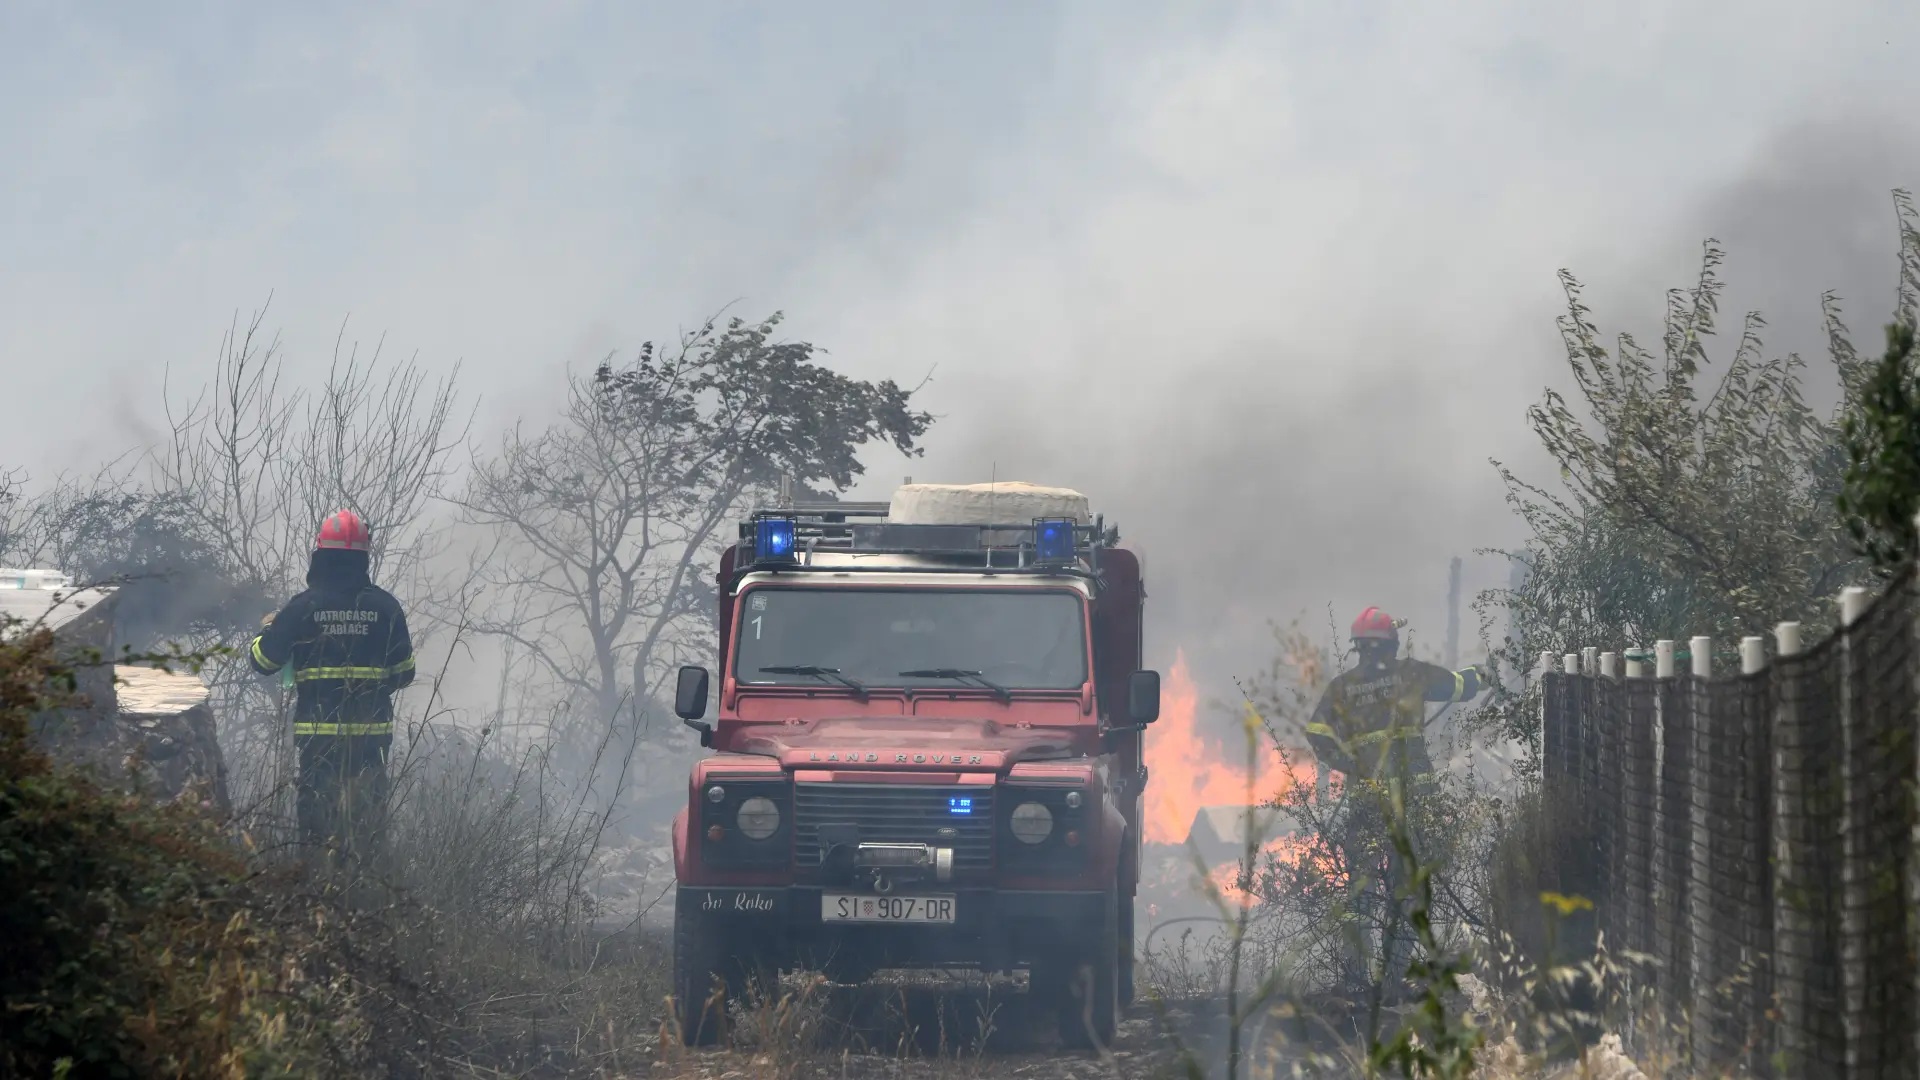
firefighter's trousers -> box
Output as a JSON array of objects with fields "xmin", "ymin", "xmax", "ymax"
[
  {"xmin": 296, "ymin": 735, "xmax": 390, "ymax": 860},
  {"xmin": 1334, "ymin": 782, "xmax": 1433, "ymax": 1001}
]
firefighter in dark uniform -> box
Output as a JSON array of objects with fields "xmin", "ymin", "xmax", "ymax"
[
  {"xmin": 249, "ymin": 509, "xmax": 415, "ymax": 858},
  {"xmin": 1304, "ymin": 606, "xmax": 1489, "ymax": 998},
  {"xmin": 1305, "ymin": 607, "xmax": 1488, "ymax": 785}
]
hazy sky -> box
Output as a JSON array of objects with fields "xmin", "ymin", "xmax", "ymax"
[{"xmin": 5, "ymin": 1, "xmax": 1919, "ymax": 710}]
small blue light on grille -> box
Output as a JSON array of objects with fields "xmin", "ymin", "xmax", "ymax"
[
  {"xmin": 755, "ymin": 517, "xmax": 797, "ymax": 562},
  {"xmin": 948, "ymin": 796, "xmax": 974, "ymax": 815}
]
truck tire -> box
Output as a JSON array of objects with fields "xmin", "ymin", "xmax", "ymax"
[
  {"xmin": 673, "ymin": 896, "xmax": 730, "ymax": 1047},
  {"xmin": 1057, "ymin": 887, "xmax": 1120, "ymax": 1049}
]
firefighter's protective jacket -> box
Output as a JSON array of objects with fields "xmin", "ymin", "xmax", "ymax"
[
  {"xmin": 248, "ymin": 549, "xmax": 415, "ymax": 738},
  {"xmin": 1305, "ymin": 659, "xmax": 1484, "ymax": 782}
]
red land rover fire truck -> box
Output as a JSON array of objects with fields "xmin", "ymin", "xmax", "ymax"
[{"xmin": 668, "ymin": 487, "xmax": 1159, "ymax": 1047}]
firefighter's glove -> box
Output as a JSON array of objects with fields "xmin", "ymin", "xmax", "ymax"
[{"xmin": 261, "ymin": 612, "xmax": 276, "ymax": 629}]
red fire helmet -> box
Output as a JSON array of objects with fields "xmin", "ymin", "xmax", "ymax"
[
  {"xmin": 1350, "ymin": 606, "xmax": 1401, "ymax": 642},
  {"xmin": 315, "ymin": 509, "xmax": 371, "ymax": 552}
]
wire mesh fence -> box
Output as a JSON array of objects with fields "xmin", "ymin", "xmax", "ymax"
[{"xmin": 1540, "ymin": 569, "xmax": 1919, "ymax": 1079}]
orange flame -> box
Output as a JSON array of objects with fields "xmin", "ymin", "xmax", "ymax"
[
  {"xmin": 1143, "ymin": 651, "xmax": 1255, "ymax": 844},
  {"xmin": 1143, "ymin": 650, "xmax": 1318, "ymax": 844},
  {"xmin": 1206, "ymin": 833, "xmax": 1337, "ymax": 906},
  {"xmin": 1142, "ymin": 649, "xmax": 1326, "ymax": 905}
]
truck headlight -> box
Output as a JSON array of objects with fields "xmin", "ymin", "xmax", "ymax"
[
  {"xmin": 1010, "ymin": 801, "xmax": 1053, "ymax": 844},
  {"xmin": 737, "ymin": 796, "xmax": 781, "ymax": 840}
]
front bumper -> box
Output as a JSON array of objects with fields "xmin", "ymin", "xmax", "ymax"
[{"xmin": 676, "ymin": 884, "xmax": 1108, "ymax": 971}]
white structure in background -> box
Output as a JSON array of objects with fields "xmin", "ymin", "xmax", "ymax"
[
  {"xmin": 1, "ymin": 567, "xmax": 73, "ymax": 591},
  {"xmin": 2, "ymin": 566, "xmax": 228, "ymax": 809},
  {"xmin": 0, "ymin": 567, "xmax": 113, "ymax": 637}
]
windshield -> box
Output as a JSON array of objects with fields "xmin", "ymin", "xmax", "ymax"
[{"xmin": 733, "ymin": 586, "xmax": 1088, "ymax": 691}]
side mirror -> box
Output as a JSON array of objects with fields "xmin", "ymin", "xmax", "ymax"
[
  {"xmin": 675, "ymin": 665, "xmax": 711, "ymax": 725},
  {"xmin": 1127, "ymin": 670, "xmax": 1161, "ymax": 725}
]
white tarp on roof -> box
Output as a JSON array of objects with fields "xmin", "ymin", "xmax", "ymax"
[
  {"xmin": 889, "ymin": 482, "xmax": 1090, "ymax": 526},
  {"xmin": 115, "ymin": 665, "xmax": 211, "ymax": 715}
]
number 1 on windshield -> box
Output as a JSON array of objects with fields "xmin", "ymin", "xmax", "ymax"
[{"xmin": 752, "ymin": 615, "xmax": 762, "ymax": 639}]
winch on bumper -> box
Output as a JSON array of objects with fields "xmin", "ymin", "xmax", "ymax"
[{"xmin": 827, "ymin": 838, "xmax": 955, "ymax": 893}]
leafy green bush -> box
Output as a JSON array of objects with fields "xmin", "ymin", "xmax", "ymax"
[
  {"xmin": 1478, "ymin": 191, "xmax": 1920, "ymax": 752},
  {"xmin": 1839, "ymin": 319, "xmax": 1920, "ymax": 574},
  {"xmin": 0, "ymin": 626, "xmax": 358, "ymax": 1078}
]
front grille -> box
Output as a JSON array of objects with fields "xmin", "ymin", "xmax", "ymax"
[{"xmin": 793, "ymin": 783, "xmax": 995, "ymax": 879}]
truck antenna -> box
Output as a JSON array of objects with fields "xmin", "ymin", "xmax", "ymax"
[{"xmin": 989, "ymin": 461, "xmax": 997, "ymax": 526}]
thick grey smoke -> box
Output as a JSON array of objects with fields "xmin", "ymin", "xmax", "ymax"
[
  {"xmin": 3, "ymin": 2, "xmax": 1917, "ymax": 732},
  {"xmin": 797, "ymin": 10, "xmax": 1920, "ymax": 707},
  {"xmin": 884, "ymin": 119, "xmax": 1920, "ymax": 713},
  {"xmin": 1653, "ymin": 118, "xmax": 1920, "ymax": 378}
]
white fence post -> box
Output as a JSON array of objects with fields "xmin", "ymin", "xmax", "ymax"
[
  {"xmin": 1775, "ymin": 622, "xmax": 1801, "ymax": 657},
  {"xmin": 1688, "ymin": 634, "xmax": 1714, "ymax": 1034},
  {"xmin": 1741, "ymin": 636, "xmax": 1765, "ymax": 675},
  {"xmin": 1841, "ymin": 586, "xmax": 1868, "ymax": 627},
  {"xmin": 1626, "ymin": 648, "xmax": 1647, "ymax": 679},
  {"xmin": 1836, "ymin": 586, "xmax": 1866, "ymax": 1065},
  {"xmin": 1600, "ymin": 651, "xmax": 1618, "ymax": 678},
  {"xmin": 1772, "ymin": 618, "xmax": 1807, "ymax": 1067},
  {"xmin": 1583, "ymin": 646, "xmax": 1599, "ymax": 675},
  {"xmin": 1564, "ymin": 653, "xmax": 1579, "ymax": 675},
  {"xmin": 1650, "ymin": 638, "xmax": 1674, "ymax": 998}
]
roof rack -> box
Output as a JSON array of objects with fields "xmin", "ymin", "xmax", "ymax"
[
  {"xmin": 785, "ymin": 501, "xmax": 891, "ymax": 517},
  {"xmin": 731, "ymin": 503, "xmax": 1120, "ymax": 579}
]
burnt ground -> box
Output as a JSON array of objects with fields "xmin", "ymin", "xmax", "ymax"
[{"xmin": 624, "ymin": 971, "xmax": 1364, "ymax": 1080}]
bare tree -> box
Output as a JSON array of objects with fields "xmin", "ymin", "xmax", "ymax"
[
  {"xmin": 156, "ymin": 302, "xmax": 467, "ymax": 604},
  {"xmin": 0, "ymin": 460, "xmax": 145, "ymax": 569},
  {"xmin": 0, "ymin": 462, "xmax": 274, "ymax": 652},
  {"xmin": 0, "ymin": 467, "xmax": 24, "ymax": 561},
  {"xmin": 459, "ymin": 311, "xmax": 931, "ymax": 728},
  {"xmin": 151, "ymin": 298, "xmax": 470, "ymax": 819}
]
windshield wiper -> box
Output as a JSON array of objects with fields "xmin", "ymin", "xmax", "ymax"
[
  {"xmin": 898, "ymin": 668, "xmax": 1013, "ymax": 704},
  {"xmin": 759, "ymin": 665, "xmax": 869, "ymax": 701}
]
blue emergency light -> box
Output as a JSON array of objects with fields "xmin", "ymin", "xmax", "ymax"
[
  {"xmin": 948, "ymin": 796, "xmax": 974, "ymax": 816},
  {"xmin": 1033, "ymin": 518, "xmax": 1077, "ymax": 565},
  {"xmin": 754, "ymin": 516, "xmax": 798, "ymax": 563}
]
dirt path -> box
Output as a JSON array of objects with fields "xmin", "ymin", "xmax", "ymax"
[{"xmin": 628, "ymin": 977, "xmax": 1319, "ymax": 1080}]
